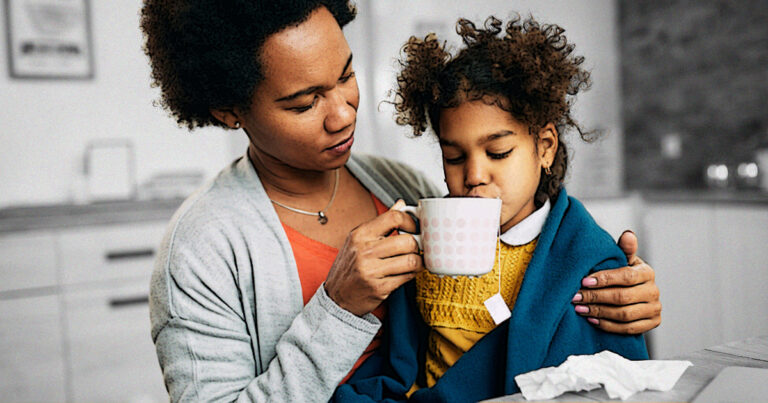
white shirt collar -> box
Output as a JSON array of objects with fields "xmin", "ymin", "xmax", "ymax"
[{"xmin": 499, "ymin": 198, "xmax": 551, "ymax": 246}]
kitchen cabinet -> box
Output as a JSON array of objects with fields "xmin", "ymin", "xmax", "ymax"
[
  {"xmin": 0, "ymin": 295, "xmax": 67, "ymax": 402},
  {"xmin": 642, "ymin": 200, "xmax": 768, "ymax": 359},
  {"xmin": 58, "ymin": 223, "xmax": 165, "ymax": 286},
  {"xmin": 58, "ymin": 222, "xmax": 168, "ymax": 403},
  {"xmin": 64, "ymin": 280, "xmax": 166, "ymax": 402},
  {"xmin": 0, "ymin": 231, "xmax": 58, "ymax": 293},
  {"xmin": 642, "ymin": 204, "xmax": 721, "ymax": 358},
  {"xmin": 0, "ymin": 231, "xmax": 66, "ymax": 402},
  {"xmin": 713, "ymin": 206, "xmax": 768, "ymax": 345},
  {"xmin": 0, "ymin": 204, "xmax": 174, "ymax": 403}
]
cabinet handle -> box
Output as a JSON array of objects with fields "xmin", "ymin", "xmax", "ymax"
[
  {"xmin": 105, "ymin": 248, "xmax": 155, "ymax": 261},
  {"xmin": 109, "ymin": 295, "xmax": 149, "ymax": 308}
]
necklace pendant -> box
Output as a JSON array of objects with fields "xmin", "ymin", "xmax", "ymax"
[{"xmin": 317, "ymin": 211, "xmax": 328, "ymax": 225}]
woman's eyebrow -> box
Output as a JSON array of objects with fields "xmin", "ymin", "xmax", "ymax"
[
  {"xmin": 275, "ymin": 85, "xmax": 323, "ymax": 102},
  {"xmin": 340, "ymin": 53, "xmax": 353, "ymax": 76},
  {"xmin": 274, "ymin": 53, "xmax": 354, "ymax": 103}
]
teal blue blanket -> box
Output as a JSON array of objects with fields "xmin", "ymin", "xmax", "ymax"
[{"xmin": 333, "ymin": 188, "xmax": 649, "ymax": 402}]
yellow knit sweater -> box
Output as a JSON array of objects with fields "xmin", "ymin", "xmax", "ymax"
[{"xmin": 414, "ymin": 239, "xmax": 537, "ymax": 388}]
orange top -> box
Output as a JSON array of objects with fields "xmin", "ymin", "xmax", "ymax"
[{"xmin": 281, "ymin": 194, "xmax": 389, "ymax": 383}]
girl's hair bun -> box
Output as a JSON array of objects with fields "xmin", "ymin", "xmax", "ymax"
[{"xmin": 393, "ymin": 33, "xmax": 451, "ymax": 136}]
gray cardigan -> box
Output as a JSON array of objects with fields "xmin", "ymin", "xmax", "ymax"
[{"xmin": 150, "ymin": 153, "xmax": 441, "ymax": 402}]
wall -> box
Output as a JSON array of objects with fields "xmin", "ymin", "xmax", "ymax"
[
  {"xmin": 350, "ymin": 0, "xmax": 625, "ymax": 198},
  {"xmin": 0, "ymin": 0, "xmax": 238, "ymax": 208},
  {"xmin": 621, "ymin": 0, "xmax": 768, "ymax": 189}
]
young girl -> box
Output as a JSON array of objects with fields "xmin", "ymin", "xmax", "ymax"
[{"xmin": 334, "ymin": 15, "xmax": 648, "ymax": 402}]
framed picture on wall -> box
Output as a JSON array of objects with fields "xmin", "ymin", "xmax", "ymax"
[{"xmin": 3, "ymin": 0, "xmax": 94, "ymax": 79}]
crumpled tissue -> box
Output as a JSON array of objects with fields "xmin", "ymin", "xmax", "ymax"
[{"xmin": 514, "ymin": 350, "xmax": 692, "ymax": 400}]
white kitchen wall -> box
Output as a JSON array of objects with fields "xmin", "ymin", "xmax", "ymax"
[
  {"xmin": 346, "ymin": 0, "xmax": 624, "ymax": 198},
  {"xmin": 0, "ymin": 0, "xmax": 239, "ymax": 208}
]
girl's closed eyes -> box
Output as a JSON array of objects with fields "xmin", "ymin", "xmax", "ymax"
[{"xmin": 487, "ymin": 147, "xmax": 514, "ymax": 160}]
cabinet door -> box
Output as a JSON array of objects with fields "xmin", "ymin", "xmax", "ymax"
[
  {"xmin": 64, "ymin": 280, "xmax": 167, "ymax": 403},
  {"xmin": 0, "ymin": 295, "xmax": 67, "ymax": 402},
  {"xmin": 57, "ymin": 222, "xmax": 167, "ymax": 286},
  {"xmin": 714, "ymin": 205, "xmax": 768, "ymax": 344},
  {"xmin": 643, "ymin": 204, "xmax": 721, "ymax": 358},
  {"xmin": 0, "ymin": 231, "xmax": 58, "ymax": 293}
]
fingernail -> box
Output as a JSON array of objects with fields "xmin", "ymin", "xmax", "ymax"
[
  {"xmin": 574, "ymin": 305, "xmax": 589, "ymax": 314},
  {"xmin": 587, "ymin": 317, "xmax": 599, "ymax": 325},
  {"xmin": 571, "ymin": 293, "xmax": 582, "ymax": 302},
  {"xmin": 582, "ymin": 277, "xmax": 598, "ymax": 287}
]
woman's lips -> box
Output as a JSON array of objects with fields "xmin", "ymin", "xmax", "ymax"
[{"xmin": 326, "ymin": 134, "xmax": 354, "ymax": 155}]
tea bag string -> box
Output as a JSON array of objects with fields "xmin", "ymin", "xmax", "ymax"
[
  {"xmin": 496, "ymin": 226, "xmax": 502, "ymax": 296},
  {"xmin": 483, "ymin": 224, "xmax": 511, "ymax": 326}
]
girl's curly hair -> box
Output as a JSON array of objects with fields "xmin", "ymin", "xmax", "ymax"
[
  {"xmin": 393, "ymin": 15, "xmax": 594, "ymax": 203},
  {"xmin": 140, "ymin": 0, "xmax": 356, "ymax": 129}
]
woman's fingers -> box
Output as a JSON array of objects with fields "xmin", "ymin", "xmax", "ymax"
[
  {"xmin": 582, "ymin": 263, "xmax": 655, "ymax": 288},
  {"xmin": 366, "ymin": 233, "xmax": 420, "ymax": 259},
  {"xmin": 574, "ymin": 301, "xmax": 662, "ymax": 323},
  {"xmin": 358, "ymin": 200, "xmax": 419, "ymax": 238},
  {"xmin": 324, "ymin": 200, "xmax": 422, "ymax": 316},
  {"xmin": 586, "ymin": 316, "xmax": 662, "ymax": 335},
  {"xmin": 376, "ymin": 252, "xmax": 424, "ymax": 277},
  {"xmin": 617, "ymin": 230, "xmax": 639, "ymax": 262},
  {"xmin": 575, "ymin": 281, "xmax": 660, "ymax": 306},
  {"xmin": 576, "ymin": 241, "xmax": 663, "ymax": 334},
  {"xmin": 377, "ymin": 271, "xmax": 419, "ymax": 298}
]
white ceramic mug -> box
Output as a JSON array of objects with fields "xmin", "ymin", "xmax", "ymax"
[{"xmin": 401, "ymin": 197, "xmax": 502, "ymax": 277}]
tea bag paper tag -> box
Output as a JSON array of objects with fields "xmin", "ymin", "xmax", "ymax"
[{"xmin": 484, "ymin": 293, "xmax": 511, "ymax": 325}]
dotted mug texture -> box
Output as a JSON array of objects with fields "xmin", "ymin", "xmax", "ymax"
[{"xmin": 407, "ymin": 198, "xmax": 502, "ymax": 277}]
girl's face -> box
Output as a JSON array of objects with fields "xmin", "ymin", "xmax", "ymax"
[
  {"xmin": 217, "ymin": 6, "xmax": 359, "ymax": 172},
  {"xmin": 438, "ymin": 100, "xmax": 558, "ymax": 232}
]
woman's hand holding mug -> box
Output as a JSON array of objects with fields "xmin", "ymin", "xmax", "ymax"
[{"xmin": 325, "ymin": 200, "xmax": 423, "ymax": 316}]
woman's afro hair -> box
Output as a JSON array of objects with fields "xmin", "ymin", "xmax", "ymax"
[
  {"xmin": 393, "ymin": 15, "xmax": 595, "ymax": 203},
  {"xmin": 140, "ymin": 0, "xmax": 356, "ymax": 129}
]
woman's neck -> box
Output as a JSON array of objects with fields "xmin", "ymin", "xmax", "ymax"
[{"xmin": 247, "ymin": 145, "xmax": 338, "ymax": 202}]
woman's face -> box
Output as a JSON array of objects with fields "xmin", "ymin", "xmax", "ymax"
[
  {"xmin": 241, "ymin": 6, "xmax": 359, "ymax": 171},
  {"xmin": 438, "ymin": 100, "xmax": 557, "ymax": 232}
]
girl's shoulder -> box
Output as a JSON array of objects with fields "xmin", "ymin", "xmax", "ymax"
[{"xmin": 541, "ymin": 189, "xmax": 627, "ymax": 269}]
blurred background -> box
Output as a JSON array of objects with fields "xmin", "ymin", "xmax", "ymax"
[{"xmin": 1, "ymin": 0, "xmax": 766, "ymax": 401}]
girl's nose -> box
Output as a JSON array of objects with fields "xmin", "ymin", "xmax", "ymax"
[
  {"xmin": 324, "ymin": 88, "xmax": 357, "ymax": 133},
  {"xmin": 464, "ymin": 157, "xmax": 490, "ymax": 190}
]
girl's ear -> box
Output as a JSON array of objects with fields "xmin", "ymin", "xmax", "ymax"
[
  {"xmin": 210, "ymin": 107, "xmax": 245, "ymax": 129},
  {"xmin": 537, "ymin": 123, "xmax": 559, "ymax": 168}
]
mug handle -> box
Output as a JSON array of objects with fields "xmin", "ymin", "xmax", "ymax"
[{"xmin": 396, "ymin": 205, "xmax": 422, "ymax": 249}]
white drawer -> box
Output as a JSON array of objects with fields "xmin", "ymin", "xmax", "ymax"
[
  {"xmin": 57, "ymin": 222, "xmax": 167, "ymax": 285},
  {"xmin": 0, "ymin": 295, "xmax": 67, "ymax": 402},
  {"xmin": 0, "ymin": 231, "xmax": 58, "ymax": 292},
  {"xmin": 64, "ymin": 280, "xmax": 167, "ymax": 402}
]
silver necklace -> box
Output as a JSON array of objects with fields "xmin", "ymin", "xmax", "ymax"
[{"xmin": 269, "ymin": 169, "xmax": 339, "ymax": 225}]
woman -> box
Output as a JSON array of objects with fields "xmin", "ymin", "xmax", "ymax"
[{"xmin": 140, "ymin": 1, "xmax": 661, "ymax": 401}]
